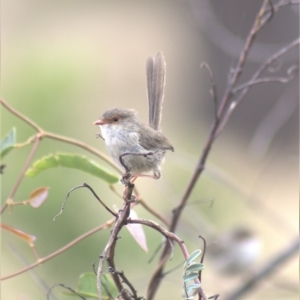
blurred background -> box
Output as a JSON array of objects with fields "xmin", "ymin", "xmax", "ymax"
[{"xmin": 1, "ymin": 1, "xmax": 299, "ymax": 299}]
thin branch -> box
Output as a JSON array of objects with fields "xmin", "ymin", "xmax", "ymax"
[
  {"xmin": 258, "ymin": 0, "xmax": 275, "ymax": 31},
  {"xmin": 232, "ymin": 67, "xmax": 298, "ymax": 93},
  {"xmin": 224, "ymin": 237, "xmax": 299, "ymax": 300},
  {"xmin": 137, "ymin": 198, "xmax": 170, "ymax": 227},
  {"xmin": 217, "ymin": 0, "xmax": 270, "ymax": 120},
  {"xmin": 0, "ymin": 133, "xmax": 42, "ymax": 214},
  {"xmin": 1, "ymin": 220, "xmax": 114, "ymax": 280},
  {"xmin": 1, "ymin": 98, "xmax": 43, "ymax": 133},
  {"xmin": 97, "ymin": 184, "xmax": 135, "ymax": 300},
  {"xmin": 0, "ymin": 97, "xmax": 122, "ymax": 174},
  {"xmin": 45, "ymin": 131, "xmax": 121, "ymax": 173},
  {"xmin": 53, "ymin": 183, "xmax": 117, "ymax": 221},
  {"xmin": 128, "ymin": 218, "xmax": 208, "ymax": 300},
  {"xmin": 108, "ymin": 267, "xmax": 142, "ymax": 300},
  {"xmin": 127, "ymin": 218, "xmax": 187, "ymax": 258},
  {"xmin": 147, "ymin": 1, "xmax": 277, "ymax": 299},
  {"xmin": 274, "ymin": 0, "xmax": 300, "ymax": 6},
  {"xmin": 218, "ymin": 38, "xmax": 300, "ymax": 135}
]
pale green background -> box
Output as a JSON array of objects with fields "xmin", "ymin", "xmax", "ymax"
[{"xmin": 1, "ymin": 1, "xmax": 298, "ymax": 299}]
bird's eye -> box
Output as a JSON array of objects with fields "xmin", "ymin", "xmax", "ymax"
[{"xmin": 113, "ymin": 117, "xmax": 119, "ymax": 122}]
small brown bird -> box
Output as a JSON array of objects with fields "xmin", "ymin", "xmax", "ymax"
[{"xmin": 94, "ymin": 52, "xmax": 174, "ymax": 184}]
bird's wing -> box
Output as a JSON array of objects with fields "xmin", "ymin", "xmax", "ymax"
[{"xmin": 137, "ymin": 124, "xmax": 174, "ymax": 152}]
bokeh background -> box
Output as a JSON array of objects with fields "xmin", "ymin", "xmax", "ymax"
[{"xmin": 1, "ymin": 1, "xmax": 299, "ymax": 299}]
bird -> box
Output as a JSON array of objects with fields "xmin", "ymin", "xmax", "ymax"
[{"xmin": 94, "ymin": 52, "xmax": 174, "ymax": 184}]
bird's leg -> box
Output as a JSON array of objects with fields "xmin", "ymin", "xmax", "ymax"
[
  {"xmin": 119, "ymin": 150, "xmax": 161, "ymax": 184},
  {"xmin": 130, "ymin": 169, "xmax": 161, "ymax": 183},
  {"xmin": 119, "ymin": 153, "xmax": 132, "ymax": 185}
]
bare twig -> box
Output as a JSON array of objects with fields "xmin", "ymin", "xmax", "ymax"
[
  {"xmin": 127, "ymin": 218, "xmax": 188, "ymax": 257},
  {"xmin": 224, "ymin": 237, "xmax": 299, "ymax": 300},
  {"xmin": 137, "ymin": 198, "xmax": 170, "ymax": 227},
  {"xmin": 219, "ymin": 38, "xmax": 300, "ymax": 135},
  {"xmin": 232, "ymin": 69, "xmax": 298, "ymax": 93},
  {"xmin": 0, "ymin": 97, "xmax": 122, "ymax": 173},
  {"xmin": 108, "ymin": 267, "xmax": 142, "ymax": 300},
  {"xmin": 97, "ymin": 184, "xmax": 135, "ymax": 300},
  {"xmin": 147, "ymin": 1, "xmax": 287, "ymax": 299},
  {"xmin": 45, "ymin": 131, "xmax": 120, "ymax": 172},
  {"xmin": 128, "ymin": 218, "xmax": 208, "ymax": 300},
  {"xmin": 0, "ymin": 133, "xmax": 42, "ymax": 214},
  {"xmin": 53, "ymin": 183, "xmax": 117, "ymax": 221},
  {"xmin": 0, "ymin": 98, "xmax": 43, "ymax": 133},
  {"xmin": 1, "ymin": 220, "xmax": 114, "ymax": 280}
]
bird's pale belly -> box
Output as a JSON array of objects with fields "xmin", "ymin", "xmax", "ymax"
[{"xmin": 101, "ymin": 125, "xmax": 165, "ymax": 175}]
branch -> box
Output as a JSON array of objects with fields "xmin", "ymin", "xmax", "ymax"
[
  {"xmin": 218, "ymin": 38, "xmax": 300, "ymax": 134},
  {"xmin": 1, "ymin": 220, "xmax": 114, "ymax": 280},
  {"xmin": 127, "ymin": 218, "xmax": 188, "ymax": 258},
  {"xmin": 137, "ymin": 198, "xmax": 170, "ymax": 227},
  {"xmin": 97, "ymin": 184, "xmax": 135, "ymax": 300},
  {"xmin": 0, "ymin": 97, "xmax": 122, "ymax": 174},
  {"xmin": 0, "ymin": 97, "xmax": 43, "ymax": 133},
  {"xmin": 108, "ymin": 267, "xmax": 141, "ymax": 300},
  {"xmin": 53, "ymin": 183, "xmax": 117, "ymax": 221},
  {"xmin": 147, "ymin": 1, "xmax": 285, "ymax": 299},
  {"xmin": 224, "ymin": 237, "xmax": 299, "ymax": 300},
  {"xmin": 0, "ymin": 133, "xmax": 42, "ymax": 214},
  {"xmin": 232, "ymin": 65, "xmax": 298, "ymax": 93}
]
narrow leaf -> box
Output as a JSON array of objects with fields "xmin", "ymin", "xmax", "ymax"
[
  {"xmin": 1, "ymin": 127, "xmax": 16, "ymax": 158},
  {"xmin": 1, "ymin": 223, "xmax": 36, "ymax": 245},
  {"xmin": 184, "ymin": 249, "xmax": 202, "ymax": 268},
  {"xmin": 183, "ymin": 272, "xmax": 199, "ymax": 282},
  {"xmin": 126, "ymin": 210, "xmax": 148, "ymax": 252},
  {"xmin": 28, "ymin": 187, "xmax": 49, "ymax": 207},
  {"xmin": 186, "ymin": 263, "xmax": 205, "ymax": 273},
  {"xmin": 25, "ymin": 153, "xmax": 119, "ymax": 184},
  {"xmin": 186, "ymin": 283, "xmax": 201, "ymax": 290}
]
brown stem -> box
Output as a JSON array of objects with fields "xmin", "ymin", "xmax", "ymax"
[
  {"xmin": 147, "ymin": 1, "xmax": 273, "ymax": 299},
  {"xmin": 0, "ymin": 98, "xmax": 43, "ymax": 133},
  {"xmin": 97, "ymin": 184, "xmax": 134, "ymax": 300},
  {"xmin": 219, "ymin": 38, "xmax": 300, "ymax": 134},
  {"xmin": 0, "ymin": 134, "xmax": 42, "ymax": 214},
  {"xmin": 1, "ymin": 220, "xmax": 114, "ymax": 280}
]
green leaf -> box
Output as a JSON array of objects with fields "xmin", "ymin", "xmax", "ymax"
[
  {"xmin": 62, "ymin": 273, "xmax": 118, "ymax": 298},
  {"xmin": 186, "ymin": 283, "xmax": 201, "ymax": 291},
  {"xmin": 184, "ymin": 249, "xmax": 202, "ymax": 268},
  {"xmin": 185, "ymin": 263, "xmax": 205, "ymax": 273},
  {"xmin": 1, "ymin": 127, "xmax": 16, "ymax": 158},
  {"xmin": 25, "ymin": 153, "xmax": 119, "ymax": 184},
  {"xmin": 77, "ymin": 273, "xmax": 98, "ymax": 297},
  {"xmin": 183, "ymin": 272, "xmax": 199, "ymax": 282}
]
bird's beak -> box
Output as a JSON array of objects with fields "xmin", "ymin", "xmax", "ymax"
[{"xmin": 93, "ymin": 119, "xmax": 106, "ymax": 125}]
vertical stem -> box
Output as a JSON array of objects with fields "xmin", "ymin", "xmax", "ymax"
[{"xmin": 1, "ymin": 134, "xmax": 42, "ymax": 214}]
